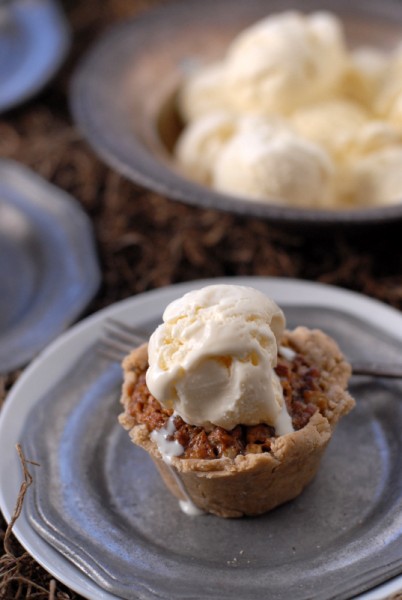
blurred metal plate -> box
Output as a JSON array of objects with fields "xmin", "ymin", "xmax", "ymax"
[
  {"xmin": 0, "ymin": 159, "xmax": 100, "ymax": 373},
  {"xmin": 1, "ymin": 278, "xmax": 401, "ymax": 599},
  {"xmin": 0, "ymin": 0, "xmax": 70, "ymax": 113}
]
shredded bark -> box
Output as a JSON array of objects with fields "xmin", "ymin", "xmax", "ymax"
[{"xmin": 0, "ymin": 446, "xmax": 75, "ymax": 599}]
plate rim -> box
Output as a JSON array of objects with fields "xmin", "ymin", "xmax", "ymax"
[
  {"xmin": 1, "ymin": 276, "xmax": 402, "ymax": 600},
  {"xmin": 70, "ymin": 0, "xmax": 402, "ymax": 226},
  {"xmin": 0, "ymin": 158, "xmax": 101, "ymax": 373},
  {"xmin": 0, "ymin": 0, "xmax": 70, "ymax": 113}
]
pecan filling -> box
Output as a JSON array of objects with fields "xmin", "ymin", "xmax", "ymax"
[{"xmin": 125, "ymin": 347, "xmax": 329, "ymax": 460}]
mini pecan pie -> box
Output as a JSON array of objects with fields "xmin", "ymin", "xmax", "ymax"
[{"xmin": 119, "ymin": 327, "xmax": 354, "ymax": 518}]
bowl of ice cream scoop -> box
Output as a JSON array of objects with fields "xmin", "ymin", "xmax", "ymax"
[
  {"xmin": 119, "ymin": 284, "xmax": 355, "ymax": 518},
  {"xmin": 71, "ymin": 0, "xmax": 402, "ymax": 226}
]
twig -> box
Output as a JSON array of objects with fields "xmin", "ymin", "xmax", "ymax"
[
  {"xmin": 0, "ymin": 445, "xmax": 41, "ymax": 599},
  {"xmin": 3, "ymin": 445, "xmax": 39, "ymax": 555}
]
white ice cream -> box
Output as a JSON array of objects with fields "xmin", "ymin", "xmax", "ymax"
[
  {"xmin": 178, "ymin": 11, "xmax": 347, "ymax": 120},
  {"xmin": 342, "ymin": 47, "xmax": 389, "ymax": 106},
  {"xmin": 174, "ymin": 10, "xmax": 402, "ymax": 208},
  {"xmin": 212, "ymin": 124, "xmax": 336, "ymax": 207},
  {"xmin": 336, "ymin": 121, "xmax": 402, "ymax": 205},
  {"xmin": 146, "ymin": 284, "xmax": 293, "ymax": 434},
  {"xmin": 342, "ymin": 120, "xmax": 402, "ymax": 157},
  {"xmin": 178, "ymin": 62, "xmax": 228, "ymax": 124},
  {"xmin": 223, "ymin": 11, "xmax": 347, "ymax": 115},
  {"xmin": 290, "ymin": 99, "xmax": 369, "ymax": 158},
  {"xmin": 175, "ymin": 111, "xmax": 237, "ymax": 184},
  {"xmin": 350, "ymin": 145, "xmax": 402, "ymax": 206},
  {"xmin": 374, "ymin": 44, "xmax": 402, "ymax": 124},
  {"xmin": 175, "ymin": 112, "xmax": 288, "ymax": 186}
]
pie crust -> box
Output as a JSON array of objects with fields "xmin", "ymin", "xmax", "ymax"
[{"xmin": 119, "ymin": 327, "xmax": 355, "ymax": 518}]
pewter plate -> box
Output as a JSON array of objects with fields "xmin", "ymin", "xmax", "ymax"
[
  {"xmin": 0, "ymin": 0, "xmax": 70, "ymax": 113},
  {"xmin": 0, "ymin": 159, "xmax": 100, "ymax": 373},
  {"xmin": 71, "ymin": 0, "xmax": 402, "ymax": 227},
  {"xmin": 1, "ymin": 278, "xmax": 402, "ymax": 600}
]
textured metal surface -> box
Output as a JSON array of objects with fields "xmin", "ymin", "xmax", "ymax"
[
  {"xmin": 0, "ymin": 159, "xmax": 100, "ymax": 373},
  {"xmin": 0, "ymin": 0, "xmax": 70, "ymax": 113},
  {"xmin": 70, "ymin": 0, "xmax": 402, "ymax": 227},
  {"xmin": 22, "ymin": 305, "xmax": 402, "ymax": 600}
]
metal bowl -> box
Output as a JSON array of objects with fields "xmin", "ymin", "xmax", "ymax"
[{"xmin": 70, "ymin": 0, "xmax": 402, "ymax": 227}]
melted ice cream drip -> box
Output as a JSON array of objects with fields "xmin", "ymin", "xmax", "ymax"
[
  {"xmin": 151, "ymin": 414, "xmax": 205, "ymax": 516},
  {"xmin": 279, "ymin": 345, "xmax": 296, "ymax": 361},
  {"xmin": 150, "ymin": 414, "xmax": 184, "ymax": 462},
  {"xmin": 179, "ymin": 499, "xmax": 205, "ymax": 516}
]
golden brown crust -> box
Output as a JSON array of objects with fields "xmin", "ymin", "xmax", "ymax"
[
  {"xmin": 119, "ymin": 329, "xmax": 354, "ymax": 518},
  {"xmin": 281, "ymin": 327, "xmax": 353, "ymax": 427}
]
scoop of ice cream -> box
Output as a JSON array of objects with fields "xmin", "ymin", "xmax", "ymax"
[
  {"xmin": 146, "ymin": 284, "xmax": 293, "ymax": 434},
  {"xmin": 175, "ymin": 113, "xmax": 288, "ymax": 185},
  {"xmin": 341, "ymin": 47, "xmax": 389, "ymax": 106},
  {"xmin": 174, "ymin": 111, "xmax": 237, "ymax": 184},
  {"xmin": 222, "ymin": 11, "xmax": 347, "ymax": 115},
  {"xmin": 348, "ymin": 145, "xmax": 402, "ymax": 206},
  {"xmin": 342, "ymin": 120, "xmax": 402, "ymax": 157},
  {"xmin": 374, "ymin": 44, "xmax": 402, "ymax": 124},
  {"xmin": 212, "ymin": 124, "xmax": 336, "ymax": 207},
  {"xmin": 177, "ymin": 62, "xmax": 228, "ymax": 123},
  {"xmin": 177, "ymin": 11, "xmax": 347, "ymax": 121},
  {"xmin": 174, "ymin": 10, "xmax": 402, "ymax": 209},
  {"xmin": 290, "ymin": 99, "xmax": 369, "ymax": 158},
  {"xmin": 332, "ymin": 120, "xmax": 402, "ymax": 206}
]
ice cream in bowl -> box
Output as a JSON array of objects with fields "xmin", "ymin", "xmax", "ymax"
[
  {"xmin": 71, "ymin": 0, "xmax": 402, "ymax": 226},
  {"xmin": 119, "ymin": 284, "xmax": 355, "ymax": 517},
  {"xmin": 174, "ymin": 9, "xmax": 402, "ymax": 210}
]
